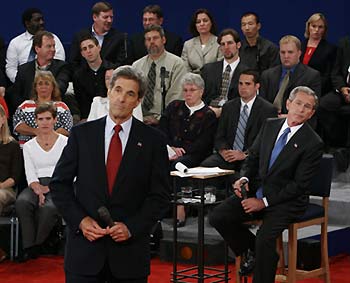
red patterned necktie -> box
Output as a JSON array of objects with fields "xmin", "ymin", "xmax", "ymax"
[{"xmin": 106, "ymin": 125, "xmax": 122, "ymax": 195}]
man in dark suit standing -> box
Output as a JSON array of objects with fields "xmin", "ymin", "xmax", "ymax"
[
  {"xmin": 128, "ymin": 5, "xmax": 183, "ymax": 64},
  {"xmin": 69, "ymin": 2, "xmax": 127, "ymax": 71},
  {"xmin": 201, "ymin": 69, "xmax": 277, "ymax": 179},
  {"xmin": 260, "ymin": 35, "xmax": 321, "ymax": 115},
  {"xmin": 201, "ymin": 28, "xmax": 248, "ymax": 117},
  {"xmin": 209, "ymin": 86, "xmax": 323, "ymax": 283},
  {"xmin": 50, "ymin": 65, "xmax": 170, "ymax": 283}
]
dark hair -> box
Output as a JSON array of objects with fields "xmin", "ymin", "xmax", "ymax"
[
  {"xmin": 241, "ymin": 12, "xmax": 260, "ymax": 24},
  {"xmin": 79, "ymin": 34, "xmax": 99, "ymax": 49},
  {"xmin": 143, "ymin": 5, "xmax": 163, "ymax": 18},
  {"xmin": 34, "ymin": 102, "xmax": 57, "ymax": 119},
  {"xmin": 240, "ymin": 69, "xmax": 260, "ymax": 84},
  {"xmin": 189, "ymin": 8, "xmax": 217, "ymax": 37},
  {"xmin": 92, "ymin": 1, "xmax": 113, "ymax": 15},
  {"xmin": 109, "ymin": 66, "xmax": 147, "ymax": 99},
  {"xmin": 22, "ymin": 8, "xmax": 42, "ymax": 27},
  {"xmin": 32, "ymin": 30, "xmax": 54, "ymax": 53},
  {"xmin": 144, "ymin": 24, "xmax": 165, "ymax": 37},
  {"xmin": 217, "ymin": 28, "xmax": 241, "ymax": 45}
]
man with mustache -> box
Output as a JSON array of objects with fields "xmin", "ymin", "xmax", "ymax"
[{"xmin": 132, "ymin": 24, "xmax": 186, "ymax": 126}]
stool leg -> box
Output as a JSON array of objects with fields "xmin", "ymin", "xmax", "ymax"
[
  {"xmin": 15, "ymin": 217, "xmax": 19, "ymax": 259},
  {"xmin": 10, "ymin": 217, "xmax": 14, "ymax": 261}
]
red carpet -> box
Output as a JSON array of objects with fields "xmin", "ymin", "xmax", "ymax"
[{"xmin": 0, "ymin": 254, "xmax": 349, "ymax": 282}]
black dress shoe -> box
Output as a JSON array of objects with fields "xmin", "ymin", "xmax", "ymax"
[
  {"xmin": 176, "ymin": 219, "xmax": 186, "ymax": 228},
  {"xmin": 15, "ymin": 246, "xmax": 40, "ymax": 263},
  {"xmin": 239, "ymin": 249, "xmax": 255, "ymax": 276}
]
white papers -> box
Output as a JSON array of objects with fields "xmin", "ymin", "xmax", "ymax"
[{"xmin": 171, "ymin": 166, "xmax": 230, "ymax": 178}]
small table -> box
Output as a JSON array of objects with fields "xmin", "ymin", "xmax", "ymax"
[{"xmin": 171, "ymin": 168, "xmax": 235, "ymax": 283}]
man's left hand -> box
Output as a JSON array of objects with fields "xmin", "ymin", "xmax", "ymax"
[
  {"xmin": 241, "ymin": 198, "xmax": 265, "ymax": 213},
  {"xmin": 108, "ymin": 222, "xmax": 131, "ymax": 242}
]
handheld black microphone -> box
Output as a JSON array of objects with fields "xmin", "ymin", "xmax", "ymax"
[
  {"xmin": 97, "ymin": 206, "xmax": 115, "ymax": 227},
  {"xmin": 160, "ymin": 66, "xmax": 166, "ymax": 89},
  {"xmin": 240, "ymin": 180, "xmax": 248, "ymax": 200}
]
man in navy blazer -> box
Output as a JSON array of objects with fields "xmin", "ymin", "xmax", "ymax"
[
  {"xmin": 69, "ymin": 2, "xmax": 127, "ymax": 71},
  {"xmin": 201, "ymin": 70, "xmax": 277, "ymax": 179},
  {"xmin": 209, "ymin": 86, "xmax": 323, "ymax": 283},
  {"xmin": 201, "ymin": 29, "xmax": 248, "ymax": 117},
  {"xmin": 260, "ymin": 35, "xmax": 321, "ymax": 115},
  {"xmin": 50, "ymin": 66, "xmax": 170, "ymax": 283}
]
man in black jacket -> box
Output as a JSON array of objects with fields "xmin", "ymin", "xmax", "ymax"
[{"xmin": 69, "ymin": 2, "xmax": 126, "ymax": 71}]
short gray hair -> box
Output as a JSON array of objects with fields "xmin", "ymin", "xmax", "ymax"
[
  {"xmin": 109, "ymin": 66, "xmax": 147, "ymax": 99},
  {"xmin": 144, "ymin": 24, "xmax": 165, "ymax": 37},
  {"xmin": 288, "ymin": 86, "xmax": 318, "ymax": 109},
  {"xmin": 181, "ymin": 73, "xmax": 205, "ymax": 90}
]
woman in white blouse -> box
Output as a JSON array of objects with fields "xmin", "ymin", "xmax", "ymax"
[
  {"xmin": 181, "ymin": 8, "xmax": 222, "ymax": 73},
  {"xmin": 15, "ymin": 102, "xmax": 68, "ymax": 261}
]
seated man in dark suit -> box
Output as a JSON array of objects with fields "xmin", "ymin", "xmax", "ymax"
[
  {"xmin": 201, "ymin": 69, "xmax": 277, "ymax": 181},
  {"xmin": 260, "ymin": 35, "xmax": 321, "ymax": 116},
  {"xmin": 7, "ymin": 31, "xmax": 71, "ymax": 114},
  {"xmin": 318, "ymin": 36, "xmax": 350, "ymax": 170},
  {"xmin": 73, "ymin": 34, "xmax": 115, "ymax": 121},
  {"xmin": 128, "ymin": 4, "xmax": 183, "ymax": 64},
  {"xmin": 201, "ymin": 28, "xmax": 248, "ymax": 118},
  {"xmin": 69, "ymin": 1, "xmax": 126, "ymax": 71},
  {"xmin": 209, "ymin": 86, "xmax": 323, "ymax": 283}
]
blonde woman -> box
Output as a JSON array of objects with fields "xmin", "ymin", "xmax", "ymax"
[
  {"xmin": 0, "ymin": 104, "xmax": 22, "ymax": 261},
  {"xmin": 301, "ymin": 13, "xmax": 337, "ymax": 95}
]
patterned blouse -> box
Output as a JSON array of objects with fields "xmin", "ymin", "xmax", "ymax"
[{"xmin": 13, "ymin": 100, "xmax": 73, "ymax": 145}]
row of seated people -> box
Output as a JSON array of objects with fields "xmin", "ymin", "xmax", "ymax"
[
  {"xmin": 0, "ymin": 65, "xmax": 290, "ymax": 260},
  {"xmin": 0, "ymin": 4, "xmax": 348, "ymax": 155}
]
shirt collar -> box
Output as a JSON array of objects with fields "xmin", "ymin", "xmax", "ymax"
[
  {"xmin": 281, "ymin": 63, "xmax": 298, "ymax": 76},
  {"xmin": 106, "ymin": 114, "xmax": 133, "ymax": 137},
  {"xmin": 25, "ymin": 30, "xmax": 34, "ymax": 39},
  {"xmin": 185, "ymin": 101, "xmax": 205, "ymax": 116},
  {"xmin": 223, "ymin": 57, "xmax": 240, "ymax": 72},
  {"xmin": 240, "ymin": 95, "xmax": 256, "ymax": 114},
  {"xmin": 281, "ymin": 119, "xmax": 303, "ymax": 138},
  {"xmin": 91, "ymin": 25, "xmax": 108, "ymax": 37}
]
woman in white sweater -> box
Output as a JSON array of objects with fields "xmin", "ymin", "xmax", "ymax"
[{"xmin": 15, "ymin": 102, "xmax": 68, "ymax": 261}]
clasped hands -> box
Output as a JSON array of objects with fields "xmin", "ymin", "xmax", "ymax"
[
  {"xmin": 233, "ymin": 179, "xmax": 265, "ymax": 213},
  {"xmin": 31, "ymin": 182, "xmax": 50, "ymax": 206},
  {"xmin": 219, "ymin": 149, "xmax": 247, "ymax": 163},
  {"xmin": 79, "ymin": 216, "xmax": 130, "ymax": 243}
]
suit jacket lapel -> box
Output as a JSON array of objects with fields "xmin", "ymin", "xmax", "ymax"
[
  {"xmin": 201, "ymin": 35, "xmax": 216, "ymax": 56},
  {"xmin": 94, "ymin": 117, "xmax": 109, "ymax": 197},
  {"xmin": 112, "ymin": 118, "xmax": 142, "ymax": 195},
  {"xmin": 229, "ymin": 100, "xmax": 241, "ymax": 145}
]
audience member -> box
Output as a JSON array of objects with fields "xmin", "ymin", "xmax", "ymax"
[
  {"xmin": 15, "ymin": 102, "xmax": 68, "ymax": 262},
  {"xmin": 0, "ymin": 104, "xmax": 21, "ymax": 215},
  {"xmin": 301, "ymin": 13, "xmax": 337, "ymax": 95},
  {"xmin": 239, "ymin": 12, "xmax": 279, "ymax": 74},
  {"xmin": 132, "ymin": 24, "xmax": 186, "ymax": 126},
  {"xmin": 181, "ymin": 8, "xmax": 222, "ymax": 74},
  {"xmin": 201, "ymin": 28, "xmax": 248, "ymax": 117},
  {"xmin": 318, "ymin": 36, "xmax": 350, "ymax": 169},
  {"xmin": 209, "ymin": 86, "xmax": 323, "ymax": 282},
  {"xmin": 72, "ymin": 35, "xmax": 115, "ymax": 121},
  {"xmin": 6, "ymin": 8, "xmax": 65, "ymax": 83},
  {"xmin": 159, "ymin": 72, "xmax": 217, "ymax": 226},
  {"xmin": 13, "ymin": 71, "xmax": 72, "ymax": 146},
  {"xmin": 0, "ymin": 36, "xmax": 6, "ymax": 98},
  {"xmin": 69, "ymin": 1, "xmax": 126, "ymax": 70},
  {"xmin": 128, "ymin": 4, "xmax": 183, "ymax": 64},
  {"xmin": 7, "ymin": 31, "xmax": 71, "ymax": 114},
  {"xmin": 87, "ymin": 69, "xmax": 143, "ymax": 121},
  {"xmin": 260, "ymin": 35, "xmax": 321, "ymax": 115},
  {"xmin": 201, "ymin": 70, "xmax": 277, "ymax": 179},
  {"xmin": 0, "ymin": 104, "xmax": 22, "ymax": 262}
]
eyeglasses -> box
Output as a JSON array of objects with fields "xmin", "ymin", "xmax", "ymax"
[{"xmin": 183, "ymin": 88, "xmax": 201, "ymax": 93}]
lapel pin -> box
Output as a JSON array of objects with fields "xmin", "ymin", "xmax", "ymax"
[
  {"xmin": 294, "ymin": 143, "xmax": 298, "ymax": 148},
  {"xmin": 137, "ymin": 142, "xmax": 143, "ymax": 147}
]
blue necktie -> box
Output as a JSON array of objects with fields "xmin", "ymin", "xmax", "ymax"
[
  {"xmin": 233, "ymin": 104, "xmax": 248, "ymax": 151},
  {"xmin": 256, "ymin": 127, "xmax": 291, "ymax": 199}
]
